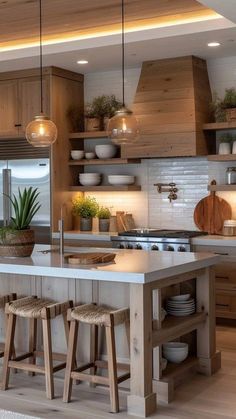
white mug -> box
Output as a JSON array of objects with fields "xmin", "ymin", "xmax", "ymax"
[
  {"xmin": 232, "ymin": 141, "xmax": 236, "ymax": 154},
  {"xmin": 219, "ymin": 142, "xmax": 231, "ymax": 155}
]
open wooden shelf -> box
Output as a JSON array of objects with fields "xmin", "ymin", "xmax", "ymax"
[
  {"xmin": 69, "ymin": 131, "xmax": 108, "ymax": 139},
  {"xmin": 208, "ymin": 184, "xmax": 236, "ymax": 192},
  {"xmin": 208, "ymin": 154, "xmax": 236, "ymax": 161},
  {"xmin": 69, "ymin": 158, "xmax": 140, "ymax": 166},
  {"xmin": 203, "ymin": 122, "xmax": 236, "ymax": 131},
  {"xmin": 162, "ymin": 356, "xmax": 198, "ymax": 379},
  {"xmin": 152, "ymin": 312, "xmax": 206, "ymax": 347},
  {"xmin": 69, "ymin": 185, "xmax": 141, "ymax": 192}
]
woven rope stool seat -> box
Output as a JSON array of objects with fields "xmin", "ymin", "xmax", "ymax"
[
  {"xmin": 2, "ymin": 295, "xmax": 73, "ymax": 400},
  {"xmin": 63, "ymin": 303, "xmax": 130, "ymax": 413}
]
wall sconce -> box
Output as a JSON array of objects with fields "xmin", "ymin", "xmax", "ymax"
[{"xmin": 153, "ymin": 182, "xmax": 178, "ymax": 202}]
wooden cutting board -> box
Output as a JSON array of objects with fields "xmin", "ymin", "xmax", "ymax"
[
  {"xmin": 194, "ymin": 180, "xmax": 232, "ymax": 234},
  {"xmin": 65, "ymin": 252, "xmax": 116, "ymax": 265}
]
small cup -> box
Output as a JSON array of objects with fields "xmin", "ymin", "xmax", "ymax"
[
  {"xmin": 85, "ymin": 152, "xmax": 96, "ymax": 159},
  {"xmin": 218, "ymin": 142, "xmax": 231, "ymax": 155}
]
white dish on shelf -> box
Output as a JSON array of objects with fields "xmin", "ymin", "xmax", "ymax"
[
  {"xmin": 85, "ymin": 152, "xmax": 96, "ymax": 159},
  {"xmin": 79, "ymin": 178, "xmax": 101, "ymax": 186},
  {"xmin": 79, "ymin": 173, "xmax": 101, "ymax": 178},
  {"xmin": 169, "ymin": 294, "xmax": 191, "ymax": 302},
  {"xmin": 95, "ymin": 144, "xmax": 117, "ymax": 159},
  {"xmin": 108, "ymin": 175, "xmax": 135, "ymax": 185},
  {"xmin": 163, "ymin": 342, "xmax": 189, "ymax": 363},
  {"xmin": 71, "ymin": 150, "xmax": 85, "ymax": 160}
]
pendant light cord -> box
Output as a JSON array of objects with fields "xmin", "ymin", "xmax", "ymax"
[
  {"xmin": 122, "ymin": 0, "xmax": 125, "ymax": 107},
  {"xmin": 39, "ymin": 0, "xmax": 43, "ymax": 114}
]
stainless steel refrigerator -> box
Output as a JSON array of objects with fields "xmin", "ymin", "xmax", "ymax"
[{"xmin": 0, "ymin": 158, "xmax": 51, "ymax": 243}]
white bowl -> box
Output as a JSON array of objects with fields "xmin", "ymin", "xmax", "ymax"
[
  {"xmin": 79, "ymin": 178, "xmax": 101, "ymax": 186},
  {"xmin": 163, "ymin": 342, "xmax": 188, "ymax": 364},
  {"xmin": 95, "ymin": 144, "xmax": 117, "ymax": 159},
  {"xmin": 108, "ymin": 175, "xmax": 135, "ymax": 185},
  {"xmin": 85, "ymin": 152, "xmax": 96, "ymax": 159},
  {"xmin": 169, "ymin": 294, "xmax": 191, "ymax": 302},
  {"xmin": 80, "ymin": 173, "xmax": 101, "ymax": 177},
  {"xmin": 71, "ymin": 150, "xmax": 85, "ymax": 160}
]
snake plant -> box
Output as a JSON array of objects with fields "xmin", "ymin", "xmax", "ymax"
[{"xmin": 7, "ymin": 187, "xmax": 41, "ymax": 230}]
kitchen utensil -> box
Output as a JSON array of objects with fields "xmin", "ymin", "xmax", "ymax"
[
  {"xmin": 226, "ymin": 167, "xmax": 236, "ymax": 184},
  {"xmin": 163, "ymin": 342, "xmax": 189, "ymax": 363},
  {"xmin": 108, "ymin": 175, "xmax": 135, "ymax": 185},
  {"xmin": 71, "ymin": 150, "xmax": 84, "ymax": 160},
  {"xmin": 65, "ymin": 252, "xmax": 116, "ymax": 265},
  {"xmin": 193, "ymin": 180, "xmax": 232, "ymax": 234},
  {"xmin": 85, "ymin": 152, "xmax": 96, "ymax": 159},
  {"xmin": 95, "ymin": 144, "xmax": 117, "ymax": 159},
  {"xmin": 218, "ymin": 142, "xmax": 231, "ymax": 155}
]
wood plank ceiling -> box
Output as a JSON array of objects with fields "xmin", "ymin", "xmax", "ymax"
[{"xmin": 0, "ymin": 0, "xmax": 218, "ymax": 50}]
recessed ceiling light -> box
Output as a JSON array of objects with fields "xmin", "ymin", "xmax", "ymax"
[
  {"xmin": 77, "ymin": 60, "xmax": 88, "ymax": 64},
  {"xmin": 207, "ymin": 42, "xmax": 221, "ymax": 47}
]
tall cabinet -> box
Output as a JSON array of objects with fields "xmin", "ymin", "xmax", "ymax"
[{"xmin": 0, "ymin": 66, "xmax": 84, "ymax": 233}]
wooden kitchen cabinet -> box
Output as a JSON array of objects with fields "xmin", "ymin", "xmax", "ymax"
[{"xmin": 0, "ymin": 66, "xmax": 84, "ymax": 233}]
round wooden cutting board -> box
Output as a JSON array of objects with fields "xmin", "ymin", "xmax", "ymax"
[{"xmin": 194, "ymin": 181, "xmax": 232, "ymax": 234}]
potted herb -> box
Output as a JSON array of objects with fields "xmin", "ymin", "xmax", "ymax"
[
  {"xmin": 0, "ymin": 187, "xmax": 41, "ymax": 257},
  {"xmin": 72, "ymin": 196, "xmax": 98, "ymax": 231},
  {"xmin": 222, "ymin": 88, "xmax": 236, "ymax": 122},
  {"xmin": 97, "ymin": 207, "xmax": 111, "ymax": 232},
  {"xmin": 84, "ymin": 103, "xmax": 101, "ymax": 132},
  {"xmin": 218, "ymin": 133, "xmax": 233, "ymax": 155},
  {"xmin": 84, "ymin": 95, "xmax": 122, "ymax": 131}
]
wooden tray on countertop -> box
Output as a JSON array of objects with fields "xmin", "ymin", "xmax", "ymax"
[{"xmin": 65, "ymin": 252, "xmax": 116, "ymax": 265}]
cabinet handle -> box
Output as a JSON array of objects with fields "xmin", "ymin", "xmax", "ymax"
[
  {"xmin": 216, "ymin": 303, "xmax": 229, "ymax": 307},
  {"xmin": 14, "ymin": 124, "xmax": 22, "ymax": 127},
  {"xmin": 214, "ymin": 252, "xmax": 229, "ymax": 256}
]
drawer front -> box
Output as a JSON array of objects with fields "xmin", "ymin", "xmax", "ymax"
[{"xmin": 193, "ymin": 244, "xmax": 236, "ymax": 259}]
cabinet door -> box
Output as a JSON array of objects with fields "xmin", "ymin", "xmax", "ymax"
[
  {"xmin": 18, "ymin": 76, "xmax": 50, "ymax": 132},
  {"xmin": 0, "ymin": 80, "xmax": 19, "ymax": 136}
]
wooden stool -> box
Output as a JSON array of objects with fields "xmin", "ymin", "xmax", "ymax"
[
  {"xmin": 1, "ymin": 295, "xmax": 73, "ymax": 399},
  {"xmin": 0, "ymin": 293, "xmax": 17, "ymax": 359},
  {"xmin": 63, "ymin": 303, "xmax": 130, "ymax": 413}
]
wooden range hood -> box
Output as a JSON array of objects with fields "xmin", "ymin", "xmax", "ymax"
[{"xmin": 121, "ymin": 56, "xmax": 214, "ymax": 158}]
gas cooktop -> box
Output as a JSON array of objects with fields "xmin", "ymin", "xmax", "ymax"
[{"xmin": 118, "ymin": 229, "xmax": 207, "ymax": 238}]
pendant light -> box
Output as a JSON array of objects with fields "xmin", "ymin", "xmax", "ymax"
[
  {"xmin": 26, "ymin": 0, "xmax": 57, "ymax": 147},
  {"xmin": 107, "ymin": 0, "xmax": 139, "ymax": 145}
]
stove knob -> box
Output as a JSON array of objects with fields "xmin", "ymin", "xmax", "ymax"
[
  {"xmin": 167, "ymin": 245, "xmax": 175, "ymax": 251},
  {"xmin": 126, "ymin": 244, "xmax": 133, "ymax": 249},
  {"xmin": 151, "ymin": 245, "xmax": 159, "ymax": 251},
  {"xmin": 135, "ymin": 244, "xmax": 142, "ymax": 250},
  {"xmin": 118, "ymin": 243, "xmax": 124, "ymax": 249},
  {"xmin": 178, "ymin": 245, "xmax": 186, "ymax": 252}
]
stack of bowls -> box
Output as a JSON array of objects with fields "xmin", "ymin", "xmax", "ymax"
[
  {"xmin": 79, "ymin": 173, "xmax": 102, "ymax": 186},
  {"xmin": 166, "ymin": 294, "xmax": 195, "ymax": 317},
  {"xmin": 108, "ymin": 175, "xmax": 135, "ymax": 185},
  {"xmin": 163, "ymin": 342, "xmax": 189, "ymax": 364}
]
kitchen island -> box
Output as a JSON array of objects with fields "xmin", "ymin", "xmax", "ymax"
[{"xmin": 0, "ymin": 245, "xmax": 220, "ymax": 417}]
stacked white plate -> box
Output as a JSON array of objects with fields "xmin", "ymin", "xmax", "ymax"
[
  {"xmin": 79, "ymin": 173, "xmax": 102, "ymax": 186},
  {"xmin": 166, "ymin": 294, "xmax": 195, "ymax": 317},
  {"xmin": 108, "ymin": 175, "xmax": 135, "ymax": 185}
]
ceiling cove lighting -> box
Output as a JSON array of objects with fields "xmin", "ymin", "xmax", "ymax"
[
  {"xmin": 207, "ymin": 41, "xmax": 221, "ymax": 47},
  {"xmin": 26, "ymin": 0, "xmax": 57, "ymax": 148},
  {"xmin": 107, "ymin": 0, "xmax": 139, "ymax": 145},
  {"xmin": 77, "ymin": 60, "xmax": 88, "ymax": 64}
]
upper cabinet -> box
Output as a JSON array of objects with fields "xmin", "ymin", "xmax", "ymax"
[
  {"xmin": 121, "ymin": 56, "xmax": 215, "ymax": 159},
  {"xmin": 0, "ymin": 80, "xmax": 19, "ymax": 137}
]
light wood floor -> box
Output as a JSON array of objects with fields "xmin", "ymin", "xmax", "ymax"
[{"xmin": 0, "ymin": 326, "xmax": 236, "ymax": 419}]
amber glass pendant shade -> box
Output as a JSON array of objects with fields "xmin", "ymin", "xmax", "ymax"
[
  {"xmin": 107, "ymin": 107, "xmax": 139, "ymax": 145},
  {"xmin": 26, "ymin": 114, "xmax": 57, "ymax": 147}
]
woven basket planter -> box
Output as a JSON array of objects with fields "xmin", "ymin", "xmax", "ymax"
[
  {"xmin": 0, "ymin": 229, "xmax": 35, "ymax": 257},
  {"xmin": 226, "ymin": 108, "xmax": 236, "ymax": 122}
]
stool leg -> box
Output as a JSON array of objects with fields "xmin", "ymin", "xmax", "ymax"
[
  {"xmin": 90, "ymin": 324, "xmax": 99, "ymax": 388},
  {"xmin": 42, "ymin": 318, "xmax": 54, "ymax": 399},
  {"xmin": 105, "ymin": 324, "xmax": 119, "ymax": 413},
  {"xmin": 2, "ymin": 313, "xmax": 16, "ymax": 390},
  {"xmin": 5, "ymin": 313, "xmax": 17, "ymax": 374},
  {"xmin": 28, "ymin": 318, "xmax": 37, "ymax": 376},
  {"xmin": 63, "ymin": 320, "xmax": 78, "ymax": 403}
]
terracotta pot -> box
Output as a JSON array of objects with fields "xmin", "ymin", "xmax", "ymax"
[
  {"xmin": 226, "ymin": 108, "xmax": 236, "ymax": 122},
  {"xmin": 99, "ymin": 219, "xmax": 110, "ymax": 232},
  {"xmin": 0, "ymin": 229, "xmax": 35, "ymax": 257},
  {"xmin": 80, "ymin": 217, "xmax": 93, "ymax": 231},
  {"xmin": 85, "ymin": 117, "xmax": 101, "ymax": 132}
]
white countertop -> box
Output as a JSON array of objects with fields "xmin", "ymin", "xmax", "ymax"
[
  {"xmin": 52, "ymin": 231, "xmax": 117, "ymax": 241},
  {"xmin": 0, "ymin": 244, "xmax": 219, "ymax": 284},
  {"xmin": 192, "ymin": 235, "xmax": 236, "ymax": 247}
]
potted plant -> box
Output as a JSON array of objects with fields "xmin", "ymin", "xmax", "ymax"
[
  {"xmin": 0, "ymin": 187, "xmax": 41, "ymax": 257},
  {"xmin": 84, "ymin": 95, "xmax": 122, "ymax": 132},
  {"xmin": 72, "ymin": 196, "xmax": 98, "ymax": 231},
  {"xmin": 84, "ymin": 103, "xmax": 101, "ymax": 132},
  {"xmin": 97, "ymin": 207, "xmax": 111, "ymax": 232},
  {"xmin": 210, "ymin": 88, "xmax": 236, "ymax": 122},
  {"xmin": 218, "ymin": 133, "xmax": 233, "ymax": 155}
]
